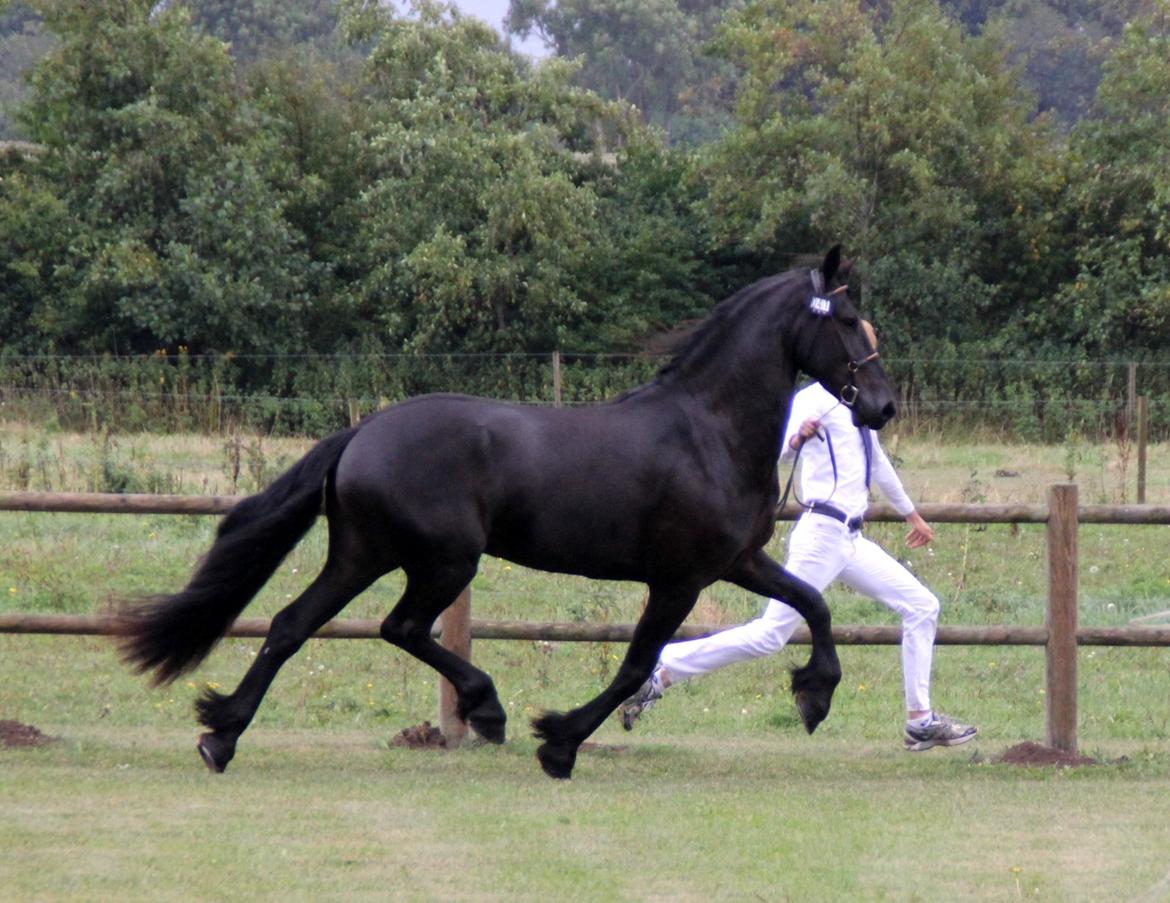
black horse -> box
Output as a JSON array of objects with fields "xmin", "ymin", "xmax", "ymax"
[{"xmin": 118, "ymin": 246, "xmax": 896, "ymax": 779}]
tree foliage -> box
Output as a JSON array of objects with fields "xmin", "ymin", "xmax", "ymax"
[
  {"xmin": 506, "ymin": 0, "xmax": 741, "ymax": 143},
  {"xmin": 1035, "ymin": 4, "xmax": 1170, "ymax": 357},
  {"xmin": 700, "ymin": 0, "xmax": 1067, "ymax": 354},
  {"xmin": 184, "ymin": 0, "xmax": 343, "ymax": 63},
  {"xmin": 14, "ymin": 0, "xmax": 315, "ymax": 354},
  {"xmin": 1, "ymin": 0, "xmax": 1169, "ymax": 393},
  {"xmin": 2, "ymin": 0, "xmax": 720, "ymax": 360}
]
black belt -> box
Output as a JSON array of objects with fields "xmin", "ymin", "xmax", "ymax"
[{"xmin": 808, "ymin": 502, "xmax": 864, "ymax": 532}]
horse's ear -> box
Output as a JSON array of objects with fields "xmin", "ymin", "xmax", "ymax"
[{"xmin": 821, "ymin": 245, "xmax": 842, "ymax": 285}]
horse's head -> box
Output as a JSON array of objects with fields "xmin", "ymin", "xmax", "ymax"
[{"xmin": 794, "ymin": 246, "xmax": 897, "ymax": 429}]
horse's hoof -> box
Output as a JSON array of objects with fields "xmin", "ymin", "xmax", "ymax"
[
  {"xmin": 197, "ymin": 732, "xmax": 235, "ymax": 773},
  {"xmin": 794, "ymin": 690, "xmax": 831, "ymax": 735},
  {"xmin": 466, "ymin": 700, "xmax": 507, "ymax": 745},
  {"xmin": 536, "ymin": 742, "xmax": 576, "ymax": 780}
]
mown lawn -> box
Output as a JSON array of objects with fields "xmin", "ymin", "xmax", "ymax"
[{"xmin": 2, "ymin": 429, "xmax": 1170, "ymax": 899}]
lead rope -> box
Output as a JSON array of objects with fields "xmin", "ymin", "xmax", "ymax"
[{"xmin": 777, "ymin": 402, "xmax": 842, "ymax": 514}]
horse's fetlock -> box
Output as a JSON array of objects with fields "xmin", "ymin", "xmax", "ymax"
[
  {"xmin": 458, "ymin": 674, "xmax": 495, "ymax": 711},
  {"xmin": 195, "ymin": 689, "xmax": 248, "ymax": 733}
]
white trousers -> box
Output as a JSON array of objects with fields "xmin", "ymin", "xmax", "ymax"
[{"xmin": 660, "ymin": 512, "xmax": 940, "ymax": 712}]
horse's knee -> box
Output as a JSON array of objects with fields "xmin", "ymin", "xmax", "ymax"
[
  {"xmin": 783, "ymin": 581, "xmax": 830, "ymax": 629},
  {"xmin": 614, "ymin": 659, "xmax": 657, "ymax": 695}
]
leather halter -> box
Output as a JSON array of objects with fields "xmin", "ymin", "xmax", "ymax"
[{"xmin": 806, "ymin": 270, "xmax": 881, "ymax": 408}]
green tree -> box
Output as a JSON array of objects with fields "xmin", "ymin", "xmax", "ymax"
[
  {"xmin": 507, "ymin": 0, "xmax": 741, "ymax": 143},
  {"xmin": 1034, "ymin": 2, "xmax": 1170, "ymax": 357},
  {"xmin": 0, "ymin": 2, "xmax": 55, "ymax": 139},
  {"xmin": 183, "ymin": 0, "xmax": 344, "ymax": 63},
  {"xmin": 19, "ymin": 0, "xmax": 317, "ymax": 354},
  {"xmin": 0, "ymin": 156, "xmax": 74, "ymax": 349},
  {"xmin": 701, "ymin": 0, "xmax": 1063, "ymax": 353},
  {"xmin": 344, "ymin": 0, "xmax": 692, "ymax": 353}
]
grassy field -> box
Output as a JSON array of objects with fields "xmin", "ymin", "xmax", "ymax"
[{"xmin": 2, "ymin": 427, "xmax": 1170, "ymax": 900}]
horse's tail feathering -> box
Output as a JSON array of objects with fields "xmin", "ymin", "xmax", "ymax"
[{"xmin": 116, "ymin": 426, "xmax": 361, "ymax": 685}]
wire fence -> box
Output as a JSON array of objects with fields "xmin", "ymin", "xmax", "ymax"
[{"xmin": 3, "ymin": 351, "xmax": 1170, "ymax": 440}]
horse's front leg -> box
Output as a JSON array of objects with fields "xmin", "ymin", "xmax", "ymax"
[
  {"xmin": 724, "ymin": 550, "xmax": 841, "ymax": 733},
  {"xmin": 531, "ymin": 582, "xmax": 700, "ymax": 779}
]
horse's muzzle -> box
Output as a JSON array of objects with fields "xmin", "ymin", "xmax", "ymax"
[{"xmin": 853, "ymin": 400, "xmax": 896, "ymax": 429}]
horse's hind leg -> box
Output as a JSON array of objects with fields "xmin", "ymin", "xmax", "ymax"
[
  {"xmin": 194, "ymin": 556, "xmax": 382, "ymax": 772},
  {"xmin": 532, "ymin": 582, "xmax": 699, "ymax": 779},
  {"xmin": 380, "ymin": 560, "xmax": 506, "ymax": 744}
]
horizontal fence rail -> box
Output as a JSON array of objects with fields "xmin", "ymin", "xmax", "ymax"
[
  {"xmin": 5, "ymin": 491, "xmax": 1170, "ymax": 525},
  {"xmin": 3, "ymin": 613, "xmax": 1169, "ymax": 647},
  {"xmin": 4, "ymin": 486, "xmax": 1170, "ymax": 753}
]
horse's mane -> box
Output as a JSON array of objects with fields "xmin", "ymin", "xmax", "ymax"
[
  {"xmin": 608, "ymin": 271, "xmax": 809, "ymax": 404},
  {"xmin": 612, "ymin": 270, "xmax": 804, "ymax": 404}
]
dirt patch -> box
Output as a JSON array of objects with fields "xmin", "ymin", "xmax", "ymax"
[
  {"xmin": 0, "ymin": 720, "xmax": 56, "ymax": 749},
  {"xmin": 389, "ymin": 721, "xmax": 447, "ymax": 749},
  {"xmin": 996, "ymin": 741, "xmax": 1096, "ymax": 767}
]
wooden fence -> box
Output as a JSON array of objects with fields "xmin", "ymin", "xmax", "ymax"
[{"xmin": 4, "ymin": 485, "xmax": 1170, "ymax": 752}]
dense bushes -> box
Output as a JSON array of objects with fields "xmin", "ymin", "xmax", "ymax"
[{"xmin": 1, "ymin": 1, "xmax": 1169, "ymax": 438}]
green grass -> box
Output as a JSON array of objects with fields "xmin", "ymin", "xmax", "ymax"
[
  {"xmin": 3, "ymin": 633, "xmax": 1170, "ymax": 901},
  {"xmin": 3, "ymin": 429, "xmax": 1170, "ymax": 899}
]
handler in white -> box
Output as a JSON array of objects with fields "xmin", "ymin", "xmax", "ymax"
[{"xmin": 620, "ymin": 376, "xmax": 977, "ymax": 751}]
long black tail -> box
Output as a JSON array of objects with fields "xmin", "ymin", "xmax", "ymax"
[{"xmin": 116, "ymin": 426, "xmax": 361, "ymax": 685}]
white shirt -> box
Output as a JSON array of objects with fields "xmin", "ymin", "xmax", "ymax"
[{"xmin": 779, "ymin": 382, "xmax": 915, "ymax": 521}]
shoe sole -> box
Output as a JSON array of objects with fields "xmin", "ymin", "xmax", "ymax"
[
  {"xmin": 620, "ymin": 705, "xmax": 642, "ymax": 731},
  {"xmin": 904, "ymin": 730, "xmax": 978, "ymax": 752}
]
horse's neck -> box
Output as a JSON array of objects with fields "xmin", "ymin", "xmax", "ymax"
[{"xmin": 667, "ymin": 334, "xmax": 798, "ymax": 468}]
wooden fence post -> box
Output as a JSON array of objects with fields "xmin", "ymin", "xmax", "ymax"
[
  {"xmin": 1046, "ymin": 483, "xmax": 1078, "ymax": 754},
  {"xmin": 1126, "ymin": 362, "xmax": 1137, "ymax": 438},
  {"xmin": 1137, "ymin": 395, "xmax": 1148, "ymax": 504},
  {"xmin": 438, "ymin": 586, "xmax": 472, "ymax": 746},
  {"xmin": 552, "ymin": 350, "xmax": 563, "ymax": 408}
]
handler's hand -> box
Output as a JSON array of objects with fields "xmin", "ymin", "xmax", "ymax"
[
  {"xmin": 789, "ymin": 418, "xmax": 822, "ymax": 451},
  {"xmin": 904, "ymin": 510, "xmax": 934, "ymax": 549}
]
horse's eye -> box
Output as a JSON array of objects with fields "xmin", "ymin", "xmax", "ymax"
[{"xmin": 841, "ymin": 315, "xmax": 859, "ymax": 327}]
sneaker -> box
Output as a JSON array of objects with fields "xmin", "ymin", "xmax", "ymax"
[
  {"xmin": 903, "ymin": 713, "xmax": 978, "ymax": 752},
  {"xmin": 619, "ymin": 668, "xmax": 665, "ymax": 731}
]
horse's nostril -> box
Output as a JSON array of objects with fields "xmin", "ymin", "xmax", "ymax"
[{"xmin": 882, "ymin": 402, "xmax": 897, "ymax": 422}]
